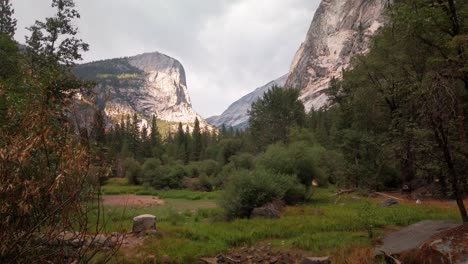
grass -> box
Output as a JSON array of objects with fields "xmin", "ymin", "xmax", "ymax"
[
  {"xmin": 96, "ymin": 181, "xmax": 461, "ymax": 263},
  {"xmin": 101, "ymin": 178, "xmax": 221, "ymax": 200}
]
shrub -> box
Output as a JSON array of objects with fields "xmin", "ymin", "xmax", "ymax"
[
  {"xmin": 219, "ymin": 138, "xmax": 243, "ymax": 164},
  {"xmin": 186, "ymin": 159, "xmax": 220, "ymax": 177},
  {"xmin": 229, "ymin": 153, "xmax": 255, "ymax": 170},
  {"xmin": 256, "ymin": 142, "xmax": 324, "ymax": 187},
  {"xmin": 123, "ymin": 158, "xmax": 142, "ymax": 185},
  {"xmin": 220, "ymin": 170, "xmax": 303, "ymax": 218}
]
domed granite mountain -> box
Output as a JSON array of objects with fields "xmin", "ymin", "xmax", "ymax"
[
  {"xmin": 286, "ymin": 0, "xmax": 392, "ymax": 111},
  {"xmin": 73, "ymin": 52, "xmax": 212, "ymax": 130},
  {"xmin": 206, "ymin": 74, "xmax": 287, "ymax": 129}
]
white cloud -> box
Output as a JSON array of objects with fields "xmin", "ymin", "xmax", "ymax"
[{"xmin": 13, "ymin": 0, "xmax": 319, "ymax": 117}]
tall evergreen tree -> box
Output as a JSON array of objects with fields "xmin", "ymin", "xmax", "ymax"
[
  {"xmin": 249, "ymin": 86, "xmax": 306, "ymax": 150},
  {"xmin": 192, "ymin": 118, "xmax": 202, "ymax": 161},
  {"xmin": 0, "ymin": 0, "xmax": 16, "ymax": 37},
  {"xmin": 150, "ymin": 115, "xmax": 162, "ymax": 158},
  {"xmin": 91, "ymin": 109, "xmax": 106, "ymax": 145}
]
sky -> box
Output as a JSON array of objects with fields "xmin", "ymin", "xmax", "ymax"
[{"xmin": 13, "ymin": 0, "xmax": 320, "ymax": 118}]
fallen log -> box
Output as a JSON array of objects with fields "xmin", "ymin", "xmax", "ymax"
[
  {"xmin": 374, "ymin": 192, "xmax": 404, "ymax": 201},
  {"xmin": 330, "ymin": 189, "xmax": 355, "ymax": 197}
]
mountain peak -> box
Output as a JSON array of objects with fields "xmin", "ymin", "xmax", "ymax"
[{"xmin": 74, "ymin": 51, "xmax": 212, "ymax": 130}]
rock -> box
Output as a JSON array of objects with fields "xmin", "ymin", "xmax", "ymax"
[
  {"xmin": 251, "ymin": 200, "xmax": 284, "ymax": 219},
  {"xmin": 379, "ymin": 198, "xmax": 399, "ymax": 207},
  {"xmin": 286, "ymin": 0, "xmax": 390, "ymax": 111},
  {"xmin": 199, "ymin": 257, "xmax": 218, "ymax": 264},
  {"xmin": 132, "ymin": 214, "xmax": 156, "ymax": 234},
  {"xmin": 398, "ymin": 223, "xmax": 468, "ymax": 264},
  {"xmin": 207, "ymin": 75, "xmax": 288, "ymax": 129},
  {"xmin": 301, "ymin": 256, "xmax": 331, "ymax": 264},
  {"xmin": 88, "ymin": 234, "xmax": 116, "ymax": 248},
  {"xmin": 375, "ymin": 220, "xmax": 460, "ymax": 256},
  {"xmin": 269, "ymin": 256, "xmax": 279, "ymax": 263},
  {"xmin": 73, "ymin": 51, "xmax": 214, "ymax": 132}
]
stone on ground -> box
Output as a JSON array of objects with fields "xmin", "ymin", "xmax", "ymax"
[
  {"xmin": 301, "ymin": 256, "xmax": 331, "ymax": 264},
  {"xmin": 251, "ymin": 200, "xmax": 284, "ymax": 219},
  {"xmin": 379, "ymin": 198, "xmax": 399, "ymax": 207},
  {"xmin": 132, "ymin": 214, "xmax": 156, "ymax": 234},
  {"xmin": 399, "ymin": 223, "xmax": 468, "ymax": 264},
  {"xmin": 375, "ymin": 220, "xmax": 460, "ymax": 256}
]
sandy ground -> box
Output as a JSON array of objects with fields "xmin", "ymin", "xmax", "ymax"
[{"xmin": 101, "ymin": 195, "xmax": 165, "ymax": 207}]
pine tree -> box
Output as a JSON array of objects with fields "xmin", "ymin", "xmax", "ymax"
[
  {"xmin": 130, "ymin": 113, "xmax": 140, "ymax": 156},
  {"xmin": 192, "ymin": 118, "xmax": 202, "ymax": 161},
  {"xmin": 0, "ymin": 0, "xmax": 16, "ymax": 37},
  {"xmin": 91, "ymin": 109, "xmax": 106, "ymax": 145},
  {"xmin": 184, "ymin": 125, "xmax": 191, "ymax": 164},
  {"xmin": 175, "ymin": 122, "xmax": 186, "ymax": 162},
  {"xmin": 140, "ymin": 124, "xmax": 151, "ymax": 158},
  {"xmin": 26, "ymin": 0, "xmax": 89, "ymax": 66},
  {"xmin": 150, "ymin": 115, "xmax": 162, "ymax": 158}
]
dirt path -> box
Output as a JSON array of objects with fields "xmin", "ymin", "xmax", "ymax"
[
  {"xmin": 377, "ymin": 192, "xmax": 468, "ymax": 209},
  {"xmin": 101, "ymin": 195, "xmax": 165, "ymax": 207}
]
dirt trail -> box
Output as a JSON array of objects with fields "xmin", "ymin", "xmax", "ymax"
[
  {"xmin": 101, "ymin": 195, "xmax": 165, "ymax": 207},
  {"xmin": 378, "ymin": 192, "xmax": 468, "ymax": 209}
]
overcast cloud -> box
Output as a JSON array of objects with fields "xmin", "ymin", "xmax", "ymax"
[{"xmin": 13, "ymin": 0, "xmax": 319, "ymax": 117}]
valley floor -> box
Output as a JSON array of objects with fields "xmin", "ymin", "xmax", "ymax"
[{"xmin": 91, "ymin": 179, "xmax": 461, "ymax": 263}]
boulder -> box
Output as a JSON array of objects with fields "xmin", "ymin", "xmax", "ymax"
[
  {"xmin": 399, "ymin": 223, "xmax": 468, "ymax": 264},
  {"xmin": 132, "ymin": 214, "xmax": 156, "ymax": 234},
  {"xmin": 375, "ymin": 220, "xmax": 460, "ymax": 256},
  {"xmin": 379, "ymin": 198, "xmax": 399, "ymax": 207},
  {"xmin": 251, "ymin": 201, "xmax": 284, "ymax": 219},
  {"xmin": 301, "ymin": 256, "xmax": 331, "ymax": 264}
]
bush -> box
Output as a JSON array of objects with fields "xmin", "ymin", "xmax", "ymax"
[
  {"xmin": 186, "ymin": 159, "xmax": 220, "ymax": 177},
  {"xmin": 219, "ymin": 138, "xmax": 243, "ymax": 164},
  {"xmin": 220, "ymin": 170, "xmax": 303, "ymax": 218},
  {"xmin": 229, "ymin": 153, "xmax": 255, "ymax": 170},
  {"xmin": 123, "ymin": 158, "xmax": 142, "ymax": 185},
  {"xmin": 256, "ymin": 142, "xmax": 324, "ymax": 187},
  {"xmin": 142, "ymin": 160, "xmax": 188, "ymax": 190}
]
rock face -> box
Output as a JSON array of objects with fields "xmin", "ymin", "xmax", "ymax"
[
  {"xmin": 132, "ymin": 214, "xmax": 156, "ymax": 234},
  {"xmin": 207, "ymin": 75, "xmax": 287, "ymax": 129},
  {"xmin": 286, "ymin": 0, "xmax": 392, "ymax": 111},
  {"xmin": 73, "ymin": 52, "xmax": 212, "ymax": 130}
]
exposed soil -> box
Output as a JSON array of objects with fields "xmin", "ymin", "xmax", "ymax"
[
  {"xmin": 377, "ymin": 192, "xmax": 468, "ymax": 209},
  {"xmin": 199, "ymin": 245, "xmax": 327, "ymax": 264},
  {"xmin": 101, "ymin": 195, "xmax": 165, "ymax": 207}
]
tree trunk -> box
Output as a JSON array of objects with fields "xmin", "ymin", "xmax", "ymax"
[{"xmin": 434, "ymin": 125, "xmax": 468, "ymax": 222}]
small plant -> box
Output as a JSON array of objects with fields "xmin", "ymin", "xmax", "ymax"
[{"xmin": 359, "ymin": 201, "xmax": 376, "ymax": 238}]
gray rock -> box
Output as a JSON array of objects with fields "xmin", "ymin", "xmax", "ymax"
[
  {"xmin": 91, "ymin": 234, "xmax": 116, "ymax": 247},
  {"xmin": 286, "ymin": 0, "xmax": 392, "ymax": 111},
  {"xmin": 375, "ymin": 220, "xmax": 460, "ymax": 256},
  {"xmin": 251, "ymin": 201, "xmax": 284, "ymax": 219},
  {"xmin": 379, "ymin": 198, "xmax": 399, "ymax": 207},
  {"xmin": 73, "ymin": 51, "xmax": 213, "ymax": 132},
  {"xmin": 132, "ymin": 214, "xmax": 156, "ymax": 234},
  {"xmin": 207, "ymin": 75, "xmax": 288, "ymax": 129},
  {"xmin": 301, "ymin": 256, "xmax": 331, "ymax": 264}
]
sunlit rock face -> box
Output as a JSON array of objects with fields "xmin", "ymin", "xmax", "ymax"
[
  {"xmin": 207, "ymin": 74, "xmax": 288, "ymax": 129},
  {"xmin": 74, "ymin": 52, "xmax": 213, "ymax": 130},
  {"xmin": 286, "ymin": 0, "xmax": 392, "ymax": 111}
]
